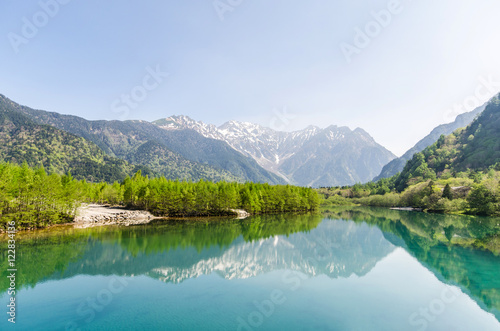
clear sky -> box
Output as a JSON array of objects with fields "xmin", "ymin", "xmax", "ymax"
[{"xmin": 1, "ymin": 0, "xmax": 500, "ymax": 156}]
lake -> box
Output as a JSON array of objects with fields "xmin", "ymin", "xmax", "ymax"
[{"xmin": 1, "ymin": 208, "xmax": 499, "ymax": 330}]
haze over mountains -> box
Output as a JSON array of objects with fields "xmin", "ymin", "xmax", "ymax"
[{"xmin": 154, "ymin": 116, "xmax": 396, "ymax": 187}]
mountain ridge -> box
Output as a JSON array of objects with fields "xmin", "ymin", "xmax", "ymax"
[
  {"xmin": 0, "ymin": 94, "xmax": 282, "ymax": 184},
  {"xmin": 153, "ymin": 115, "xmax": 396, "ymax": 187},
  {"xmin": 1, "ymin": 93, "xmax": 395, "ymax": 187},
  {"xmin": 374, "ymin": 103, "xmax": 487, "ymax": 181},
  {"xmin": 395, "ymin": 95, "xmax": 500, "ymax": 191},
  {"xmin": 0, "ymin": 102, "xmax": 152, "ymax": 182}
]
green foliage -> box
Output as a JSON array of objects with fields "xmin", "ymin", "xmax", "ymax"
[
  {"xmin": 395, "ymin": 153, "xmax": 436, "ymax": 192},
  {"xmin": 442, "ymin": 183, "xmax": 453, "ymax": 200},
  {"xmin": 354, "ymin": 193, "xmax": 400, "ymax": 207},
  {"xmin": 0, "ymin": 162, "xmax": 84, "ymax": 228},
  {"xmin": 395, "ymin": 96, "xmax": 500, "ymax": 191},
  {"xmin": 128, "ymin": 140, "xmax": 240, "ymax": 182},
  {"xmin": 468, "ymin": 184, "xmax": 498, "ymax": 216},
  {"xmin": 0, "ymin": 161, "xmax": 320, "ymax": 230},
  {"xmin": 316, "ymin": 168, "xmax": 500, "ymax": 216},
  {"xmin": 116, "ymin": 172, "xmax": 320, "ymax": 217},
  {"xmin": 0, "ymin": 106, "xmax": 153, "ymax": 182},
  {"xmin": 375, "ymin": 104, "xmax": 485, "ymax": 180},
  {"xmin": 326, "ymin": 96, "xmax": 500, "ymax": 216},
  {"xmin": 432, "ymin": 198, "xmax": 469, "ymax": 214}
]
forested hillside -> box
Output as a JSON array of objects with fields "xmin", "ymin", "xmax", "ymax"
[
  {"xmin": 0, "ymin": 162, "xmax": 320, "ymax": 230},
  {"xmin": 319, "ymin": 96, "xmax": 500, "ymax": 216},
  {"xmin": 129, "ymin": 141, "xmax": 239, "ymax": 182},
  {"xmin": 0, "ymin": 95, "xmax": 283, "ymax": 184},
  {"xmin": 395, "ymin": 96, "xmax": 500, "ymax": 191},
  {"xmin": 374, "ymin": 103, "xmax": 486, "ymax": 181},
  {"xmin": 0, "ymin": 106, "xmax": 151, "ymax": 182}
]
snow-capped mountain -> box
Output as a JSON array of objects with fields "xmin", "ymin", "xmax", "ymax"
[{"xmin": 153, "ymin": 116, "xmax": 396, "ymax": 186}]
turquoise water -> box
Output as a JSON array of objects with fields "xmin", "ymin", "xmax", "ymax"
[{"xmin": 1, "ymin": 209, "xmax": 499, "ymax": 330}]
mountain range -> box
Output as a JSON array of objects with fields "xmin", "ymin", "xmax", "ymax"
[
  {"xmin": 0, "ymin": 94, "xmax": 396, "ymax": 186},
  {"xmin": 0, "ymin": 94, "xmax": 279, "ymax": 184},
  {"xmin": 3, "ymin": 91, "xmax": 490, "ymax": 187},
  {"xmin": 154, "ymin": 116, "xmax": 396, "ymax": 186}
]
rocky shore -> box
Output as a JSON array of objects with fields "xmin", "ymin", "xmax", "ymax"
[
  {"xmin": 74, "ymin": 204, "xmax": 158, "ymax": 228},
  {"xmin": 73, "ymin": 204, "xmax": 251, "ymax": 229},
  {"xmin": 230, "ymin": 209, "xmax": 251, "ymax": 219},
  {"xmin": 0, "ymin": 205, "xmax": 251, "ymax": 233}
]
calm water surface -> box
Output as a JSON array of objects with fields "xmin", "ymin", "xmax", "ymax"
[{"xmin": 1, "ymin": 208, "xmax": 499, "ymax": 330}]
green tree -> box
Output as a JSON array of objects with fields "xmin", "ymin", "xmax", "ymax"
[
  {"xmin": 442, "ymin": 184, "xmax": 453, "ymax": 200},
  {"xmin": 468, "ymin": 184, "xmax": 497, "ymax": 216}
]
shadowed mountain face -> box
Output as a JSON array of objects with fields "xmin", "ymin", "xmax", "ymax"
[
  {"xmin": 0, "ymin": 94, "xmax": 283, "ymax": 184},
  {"xmin": 154, "ymin": 116, "xmax": 395, "ymax": 187}
]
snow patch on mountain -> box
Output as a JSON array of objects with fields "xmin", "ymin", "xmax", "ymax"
[{"xmin": 153, "ymin": 115, "xmax": 395, "ymax": 186}]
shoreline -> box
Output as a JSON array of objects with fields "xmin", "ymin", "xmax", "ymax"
[
  {"xmin": 0, "ymin": 205, "xmax": 275, "ymax": 233},
  {"xmin": 74, "ymin": 205, "xmax": 251, "ymax": 229},
  {"xmin": 73, "ymin": 204, "xmax": 160, "ymax": 228},
  {"xmin": 389, "ymin": 207, "xmax": 423, "ymax": 212},
  {"xmin": 0, "ymin": 206, "xmax": 253, "ymax": 238}
]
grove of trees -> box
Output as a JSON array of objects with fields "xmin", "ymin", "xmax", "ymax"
[
  {"xmin": 0, "ymin": 162, "xmax": 320, "ymax": 230},
  {"xmin": 319, "ymin": 164, "xmax": 500, "ymax": 216}
]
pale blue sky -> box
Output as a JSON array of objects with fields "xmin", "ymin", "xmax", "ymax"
[{"xmin": 1, "ymin": 0, "xmax": 500, "ymax": 155}]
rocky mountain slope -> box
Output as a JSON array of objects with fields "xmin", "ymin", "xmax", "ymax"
[
  {"xmin": 0, "ymin": 94, "xmax": 281, "ymax": 184},
  {"xmin": 0, "ymin": 103, "xmax": 150, "ymax": 182},
  {"xmin": 154, "ymin": 116, "xmax": 395, "ymax": 186}
]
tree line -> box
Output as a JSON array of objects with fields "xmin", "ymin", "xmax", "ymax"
[
  {"xmin": 0, "ymin": 162, "xmax": 320, "ymax": 230},
  {"xmin": 318, "ymin": 163, "xmax": 500, "ymax": 216}
]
